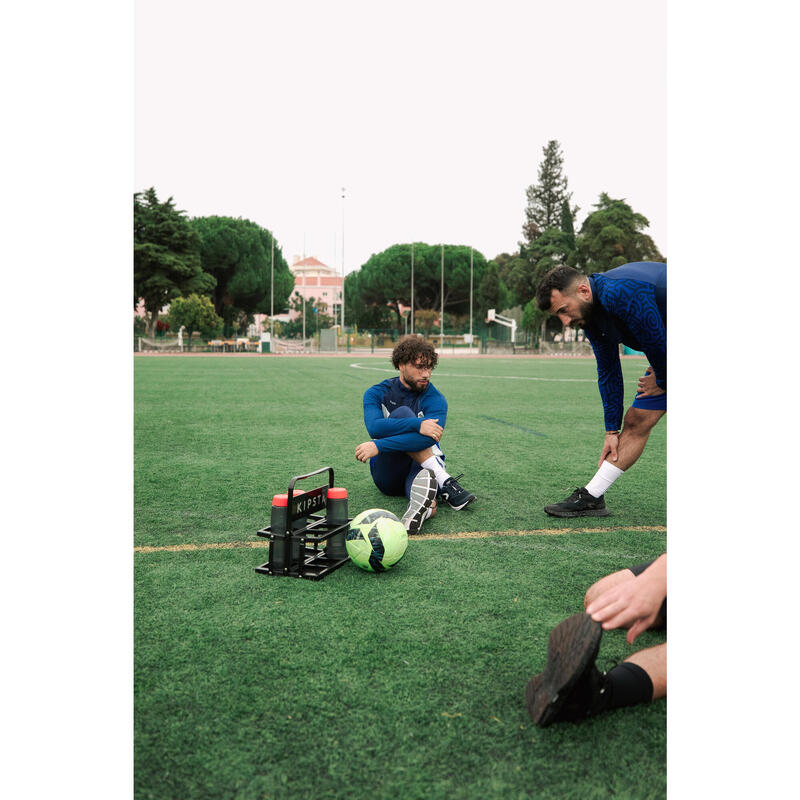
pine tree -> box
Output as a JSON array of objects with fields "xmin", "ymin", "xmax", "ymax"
[
  {"xmin": 560, "ymin": 198, "xmax": 576, "ymax": 253},
  {"xmin": 522, "ymin": 140, "xmax": 577, "ymax": 246},
  {"xmin": 575, "ymin": 193, "xmax": 664, "ymax": 272},
  {"xmin": 190, "ymin": 216, "xmax": 294, "ymax": 335},
  {"xmin": 133, "ymin": 188, "xmax": 216, "ymax": 336}
]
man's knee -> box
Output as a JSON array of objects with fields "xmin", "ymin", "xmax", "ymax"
[
  {"xmin": 584, "ymin": 568, "xmax": 636, "ymax": 609},
  {"xmin": 622, "ymin": 406, "xmax": 664, "ymax": 436},
  {"xmin": 408, "ymin": 447, "xmax": 435, "ymax": 464},
  {"xmin": 370, "ymin": 452, "xmax": 413, "ymax": 496}
]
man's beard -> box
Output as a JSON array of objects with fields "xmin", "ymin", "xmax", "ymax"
[
  {"xmin": 406, "ymin": 376, "xmax": 428, "ymax": 393},
  {"xmin": 576, "ymin": 298, "xmax": 594, "ymax": 326}
]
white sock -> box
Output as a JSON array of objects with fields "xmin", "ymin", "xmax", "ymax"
[
  {"xmin": 585, "ymin": 461, "xmax": 624, "ymax": 498},
  {"xmin": 421, "ymin": 456, "xmax": 450, "ymax": 488}
]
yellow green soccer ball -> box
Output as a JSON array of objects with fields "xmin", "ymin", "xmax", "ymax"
[{"xmin": 345, "ymin": 509, "xmax": 408, "ymax": 572}]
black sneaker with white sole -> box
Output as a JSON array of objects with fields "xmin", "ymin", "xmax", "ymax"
[
  {"xmin": 544, "ymin": 487, "xmax": 609, "ymax": 518},
  {"xmin": 525, "ymin": 613, "xmax": 608, "ymax": 727},
  {"xmin": 401, "ymin": 469, "xmax": 437, "ymax": 534},
  {"xmin": 438, "ymin": 474, "xmax": 476, "ymax": 510}
]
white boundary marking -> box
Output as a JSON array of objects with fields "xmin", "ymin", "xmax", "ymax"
[
  {"xmin": 349, "ymin": 362, "xmax": 598, "ymax": 383},
  {"xmin": 134, "ymin": 525, "xmax": 667, "ymax": 553}
]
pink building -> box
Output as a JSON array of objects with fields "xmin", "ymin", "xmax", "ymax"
[
  {"xmin": 136, "ymin": 255, "xmax": 344, "ymax": 337},
  {"xmin": 287, "ymin": 255, "xmax": 343, "ymax": 321},
  {"xmin": 250, "ymin": 254, "xmax": 343, "ymax": 335}
]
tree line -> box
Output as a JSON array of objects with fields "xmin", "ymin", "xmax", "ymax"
[
  {"xmin": 344, "ymin": 140, "xmax": 664, "ymax": 342},
  {"xmin": 133, "ymin": 188, "xmax": 295, "ymax": 339},
  {"xmin": 134, "ymin": 139, "xmax": 663, "ymax": 342}
]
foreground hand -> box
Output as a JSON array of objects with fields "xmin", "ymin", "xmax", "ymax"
[
  {"xmin": 355, "ymin": 441, "xmax": 379, "ymax": 462},
  {"xmin": 636, "ymin": 366, "xmax": 665, "ymax": 399},
  {"xmin": 599, "ymin": 433, "xmax": 619, "ymax": 467},
  {"xmin": 586, "ymin": 555, "xmax": 667, "ymax": 644},
  {"xmin": 419, "ymin": 418, "xmax": 443, "ymax": 442}
]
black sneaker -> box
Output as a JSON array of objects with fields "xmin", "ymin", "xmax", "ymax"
[
  {"xmin": 544, "ymin": 487, "xmax": 609, "ymax": 518},
  {"xmin": 525, "ymin": 613, "xmax": 608, "ymax": 727},
  {"xmin": 438, "ymin": 474, "xmax": 476, "ymax": 510},
  {"xmin": 401, "ymin": 469, "xmax": 437, "ymax": 534}
]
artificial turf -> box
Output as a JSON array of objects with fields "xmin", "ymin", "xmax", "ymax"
[{"xmin": 134, "ymin": 354, "xmax": 666, "ymax": 799}]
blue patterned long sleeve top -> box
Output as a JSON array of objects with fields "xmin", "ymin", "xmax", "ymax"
[
  {"xmin": 584, "ymin": 262, "xmax": 667, "ymax": 431},
  {"xmin": 362, "ymin": 377, "xmax": 448, "ymax": 453}
]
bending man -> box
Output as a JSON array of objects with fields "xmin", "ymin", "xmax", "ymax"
[
  {"xmin": 355, "ymin": 336, "xmax": 476, "ymax": 534},
  {"xmin": 536, "ymin": 262, "xmax": 666, "ymax": 517}
]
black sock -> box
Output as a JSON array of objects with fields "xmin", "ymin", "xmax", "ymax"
[{"xmin": 605, "ymin": 662, "xmax": 654, "ymax": 709}]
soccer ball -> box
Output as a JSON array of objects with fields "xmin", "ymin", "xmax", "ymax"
[{"xmin": 345, "ymin": 509, "xmax": 408, "ymax": 572}]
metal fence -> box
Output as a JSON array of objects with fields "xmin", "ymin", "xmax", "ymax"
[{"xmin": 135, "ymin": 327, "xmax": 606, "ymax": 356}]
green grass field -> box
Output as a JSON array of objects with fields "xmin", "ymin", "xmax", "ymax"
[{"xmin": 135, "ymin": 354, "xmax": 666, "ymax": 800}]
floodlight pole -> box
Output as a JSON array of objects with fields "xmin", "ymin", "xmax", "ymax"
[
  {"xmin": 440, "ymin": 244, "xmax": 444, "ymax": 349},
  {"xmin": 469, "ymin": 247, "xmax": 473, "ymax": 350},
  {"xmin": 341, "ymin": 187, "xmax": 345, "ymax": 333},
  {"xmin": 410, "ymin": 242, "xmax": 415, "ymax": 335},
  {"xmin": 270, "ymin": 236, "xmax": 274, "ymax": 341}
]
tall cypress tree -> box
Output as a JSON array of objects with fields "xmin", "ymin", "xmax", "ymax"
[
  {"xmin": 560, "ymin": 198, "xmax": 576, "ymax": 252},
  {"xmin": 522, "ymin": 140, "xmax": 576, "ymax": 246}
]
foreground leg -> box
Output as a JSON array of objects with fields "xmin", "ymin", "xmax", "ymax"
[
  {"xmin": 525, "ymin": 613, "xmax": 666, "ymax": 726},
  {"xmin": 626, "ymin": 643, "xmax": 666, "ymax": 700}
]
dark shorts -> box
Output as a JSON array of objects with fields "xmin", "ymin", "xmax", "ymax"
[
  {"xmin": 368, "ymin": 406, "xmax": 436, "ymax": 499},
  {"xmin": 631, "ymin": 391, "xmax": 667, "ymax": 412},
  {"xmin": 631, "ymin": 367, "xmax": 666, "ymax": 411},
  {"xmin": 629, "ymin": 560, "xmax": 667, "ymax": 630},
  {"xmin": 369, "ymin": 452, "xmax": 423, "ymax": 499}
]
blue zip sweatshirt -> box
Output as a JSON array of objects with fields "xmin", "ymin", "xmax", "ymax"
[
  {"xmin": 584, "ymin": 262, "xmax": 667, "ymax": 431},
  {"xmin": 362, "ymin": 377, "xmax": 448, "ymax": 454}
]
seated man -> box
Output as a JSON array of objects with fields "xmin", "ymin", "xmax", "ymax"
[
  {"xmin": 355, "ymin": 336, "xmax": 476, "ymax": 534},
  {"xmin": 525, "ymin": 554, "xmax": 666, "ymax": 726}
]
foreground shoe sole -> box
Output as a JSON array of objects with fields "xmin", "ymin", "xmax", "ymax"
[
  {"xmin": 543, "ymin": 505, "xmax": 610, "ymax": 518},
  {"xmin": 401, "ymin": 469, "xmax": 437, "ymax": 534},
  {"xmin": 525, "ymin": 613, "xmax": 603, "ymax": 727}
]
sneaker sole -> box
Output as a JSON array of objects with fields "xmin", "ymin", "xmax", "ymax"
[
  {"xmin": 525, "ymin": 613, "xmax": 603, "ymax": 727},
  {"xmin": 543, "ymin": 506, "xmax": 610, "ymax": 518},
  {"xmin": 401, "ymin": 469, "xmax": 437, "ymax": 534}
]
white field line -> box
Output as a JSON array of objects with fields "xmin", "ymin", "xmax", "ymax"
[
  {"xmin": 134, "ymin": 525, "xmax": 666, "ymax": 554},
  {"xmin": 350, "ymin": 363, "xmax": 598, "ymax": 382}
]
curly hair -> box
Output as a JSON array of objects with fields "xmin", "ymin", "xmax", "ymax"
[
  {"xmin": 391, "ymin": 335, "xmax": 439, "ymax": 370},
  {"xmin": 535, "ymin": 265, "xmax": 587, "ymax": 311}
]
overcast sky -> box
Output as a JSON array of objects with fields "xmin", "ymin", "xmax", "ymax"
[
  {"xmin": 6, "ymin": 4, "xmax": 800, "ymax": 795},
  {"xmin": 135, "ymin": 0, "xmax": 666, "ymax": 272}
]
